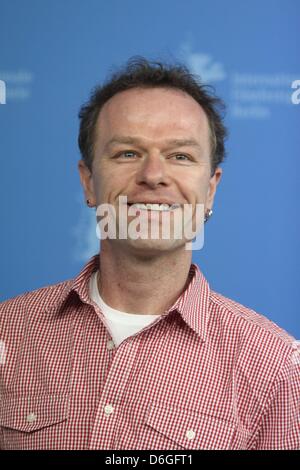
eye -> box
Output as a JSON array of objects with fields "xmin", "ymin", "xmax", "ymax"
[
  {"xmin": 171, "ymin": 154, "xmax": 190, "ymax": 161},
  {"xmin": 116, "ymin": 151, "xmax": 137, "ymax": 159}
]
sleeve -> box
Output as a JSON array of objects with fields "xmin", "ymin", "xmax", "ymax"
[{"xmin": 255, "ymin": 340, "xmax": 300, "ymax": 449}]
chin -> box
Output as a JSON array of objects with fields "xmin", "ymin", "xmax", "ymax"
[{"xmin": 123, "ymin": 237, "xmax": 188, "ymax": 255}]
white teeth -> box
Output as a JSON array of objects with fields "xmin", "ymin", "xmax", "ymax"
[
  {"xmin": 146, "ymin": 203, "xmax": 159, "ymax": 210},
  {"xmin": 130, "ymin": 203, "xmax": 150, "ymax": 210},
  {"xmin": 129, "ymin": 203, "xmax": 180, "ymax": 211},
  {"xmin": 159, "ymin": 204, "xmax": 171, "ymax": 211}
]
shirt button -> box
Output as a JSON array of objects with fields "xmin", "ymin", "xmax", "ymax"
[
  {"xmin": 26, "ymin": 412, "xmax": 37, "ymax": 423},
  {"xmin": 104, "ymin": 404, "xmax": 114, "ymax": 415},
  {"xmin": 107, "ymin": 340, "xmax": 115, "ymax": 350},
  {"xmin": 186, "ymin": 429, "xmax": 195, "ymax": 440}
]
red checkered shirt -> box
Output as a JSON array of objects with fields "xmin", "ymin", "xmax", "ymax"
[{"xmin": 0, "ymin": 255, "xmax": 299, "ymax": 450}]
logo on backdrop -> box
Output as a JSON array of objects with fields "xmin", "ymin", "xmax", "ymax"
[
  {"xmin": 0, "ymin": 71, "xmax": 33, "ymax": 102},
  {"xmin": 179, "ymin": 44, "xmax": 226, "ymax": 82},
  {"xmin": 291, "ymin": 80, "xmax": 300, "ymax": 104},
  {"xmin": 0, "ymin": 80, "xmax": 6, "ymax": 104},
  {"xmin": 179, "ymin": 43, "xmax": 300, "ymax": 119}
]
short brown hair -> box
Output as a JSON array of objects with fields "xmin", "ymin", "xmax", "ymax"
[{"xmin": 78, "ymin": 57, "xmax": 227, "ymax": 175}]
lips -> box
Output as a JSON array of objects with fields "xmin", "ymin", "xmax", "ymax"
[
  {"xmin": 127, "ymin": 202, "xmax": 181, "ymax": 211},
  {"xmin": 127, "ymin": 200, "xmax": 180, "ymax": 206}
]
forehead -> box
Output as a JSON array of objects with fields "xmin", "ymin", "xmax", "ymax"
[{"xmin": 95, "ymin": 87, "xmax": 210, "ymax": 149}]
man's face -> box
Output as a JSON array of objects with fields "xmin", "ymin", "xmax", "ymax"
[{"xmin": 79, "ymin": 86, "xmax": 222, "ymax": 254}]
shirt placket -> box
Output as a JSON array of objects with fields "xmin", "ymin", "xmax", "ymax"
[{"xmin": 88, "ymin": 338, "xmax": 140, "ymax": 449}]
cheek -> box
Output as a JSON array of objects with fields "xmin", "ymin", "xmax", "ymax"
[
  {"xmin": 92, "ymin": 170, "xmax": 129, "ymax": 202},
  {"xmin": 90, "ymin": 172, "xmax": 107, "ymax": 202},
  {"xmin": 180, "ymin": 175, "xmax": 210, "ymax": 202}
]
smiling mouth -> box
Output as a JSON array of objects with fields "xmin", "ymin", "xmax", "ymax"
[{"xmin": 127, "ymin": 203, "xmax": 181, "ymax": 212}]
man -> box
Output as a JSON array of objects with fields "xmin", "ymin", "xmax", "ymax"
[{"xmin": 0, "ymin": 58, "xmax": 299, "ymax": 450}]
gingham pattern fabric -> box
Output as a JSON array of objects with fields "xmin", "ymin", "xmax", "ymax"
[{"xmin": 0, "ymin": 255, "xmax": 299, "ymax": 450}]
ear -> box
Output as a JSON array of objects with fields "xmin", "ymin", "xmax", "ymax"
[
  {"xmin": 78, "ymin": 160, "xmax": 96, "ymax": 206},
  {"xmin": 206, "ymin": 167, "xmax": 222, "ymax": 210}
]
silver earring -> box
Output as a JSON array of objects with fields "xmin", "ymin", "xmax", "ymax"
[{"xmin": 204, "ymin": 208, "xmax": 213, "ymax": 222}]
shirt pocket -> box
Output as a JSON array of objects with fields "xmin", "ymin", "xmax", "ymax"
[
  {"xmin": 0, "ymin": 394, "xmax": 69, "ymax": 449},
  {"xmin": 145, "ymin": 403, "xmax": 237, "ymax": 450}
]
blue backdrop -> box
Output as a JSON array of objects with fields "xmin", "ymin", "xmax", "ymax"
[{"xmin": 1, "ymin": 0, "xmax": 299, "ymax": 338}]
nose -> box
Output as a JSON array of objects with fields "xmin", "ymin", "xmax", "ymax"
[{"xmin": 135, "ymin": 153, "xmax": 171, "ymax": 189}]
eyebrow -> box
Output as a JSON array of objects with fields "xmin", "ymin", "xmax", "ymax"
[{"xmin": 104, "ymin": 136, "xmax": 203, "ymax": 151}]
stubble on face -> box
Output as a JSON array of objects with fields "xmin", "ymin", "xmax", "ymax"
[{"xmin": 89, "ymin": 87, "xmax": 217, "ymax": 256}]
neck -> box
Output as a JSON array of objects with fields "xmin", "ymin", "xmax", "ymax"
[{"xmin": 97, "ymin": 242, "xmax": 192, "ymax": 315}]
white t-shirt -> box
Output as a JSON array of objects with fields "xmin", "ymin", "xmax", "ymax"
[{"xmin": 89, "ymin": 271, "xmax": 161, "ymax": 347}]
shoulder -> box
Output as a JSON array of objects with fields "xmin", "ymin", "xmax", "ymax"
[
  {"xmin": 210, "ymin": 289, "xmax": 293, "ymax": 341},
  {"xmin": 0, "ymin": 280, "xmax": 73, "ymax": 324},
  {"xmin": 208, "ymin": 289, "xmax": 297, "ymax": 373}
]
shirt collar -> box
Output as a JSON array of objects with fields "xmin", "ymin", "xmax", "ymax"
[
  {"xmin": 45, "ymin": 255, "xmax": 99, "ymax": 315},
  {"xmin": 165, "ymin": 262, "xmax": 210, "ymax": 342},
  {"xmin": 47, "ymin": 254, "xmax": 210, "ymax": 342}
]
